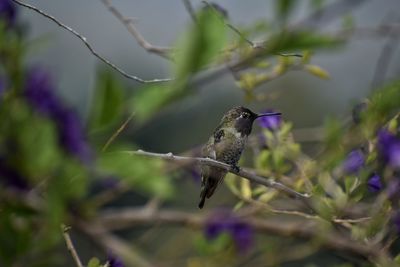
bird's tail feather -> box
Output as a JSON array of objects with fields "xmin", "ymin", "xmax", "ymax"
[{"xmin": 198, "ymin": 178, "xmax": 218, "ymax": 209}]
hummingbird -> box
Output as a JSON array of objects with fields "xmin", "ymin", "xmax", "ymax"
[{"xmin": 198, "ymin": 106, "xmax": 281, "ymax": 209}]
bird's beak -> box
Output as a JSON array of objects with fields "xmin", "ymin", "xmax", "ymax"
[{"xmin": 256, "ymin": 112, "xmax": 281, "ymax": 118}]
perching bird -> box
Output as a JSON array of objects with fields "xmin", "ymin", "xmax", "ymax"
[{"xmin": 198, "ymin": 106, "xmax": 281, "ymax": 208}]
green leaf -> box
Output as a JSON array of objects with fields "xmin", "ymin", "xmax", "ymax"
[
  {"xmin": 304, "ymin": 64, "xmax": 330, "ymax": 79},
  {"xmin": 309, "ymin": 0, "xmax": 324, "ymax": 10},
  {"xmin": 367, "ymin": 81, "xmax": 400, "ymax": 125},
  {"xmin": 276, "ymin": 0, "xmax": 297, "ymax": 21},
  {"xmin": 240, "ymin": 178, "xmax": 252, "ymax": 199},
  {"xmin": 266, "ymin": 31, "xmax": 343, "ymax": 54},
  {"xmin": 132, "ymin": 84, "xmax": 185, "ymax": 122},
  {"xmin": 98, "ymin": 151, "xmax": 174, "ymax": 198},
  {"xmin": 87, "ymin": 257, "xmax": 102, "ymax": 267},
  {"xmin": 174, "ymin": 7, "xmax": 227, "ymax": 87},
  {"xmin": 16, "ymin": 114, "xmax": 61, "ymax": 180},
  {"xmin": 89, "ymin": 70, "xmax": 124, "ymax": 130}
]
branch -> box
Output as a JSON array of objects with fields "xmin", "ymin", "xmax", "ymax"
[
  {"xmin": 12, "ymin": 0, "xmax": 172, "ymax": 84},
  {"xmin": 77, "ymin": 220, "xmax": 153, "ymax": 267},
  {"xmin": 202, "ymin": 1, "xmax": 302, "ymax": 57},
  {"xmin": 182, "ymin": 0, "xmax": 197, "ymax": 22},
  {"xmin": 61, "ymin": 225, "xmax": 84, "ymax": 267},
  {"xmin": 100, "ymin": 0, "xmax": 172, "ymax": 60},
  {"xmin": 130, "ymin": 150, "xmax": 311, "ymax": 201},
  {"xmin": 295, "ymin": 0, "xmax": 368, "ymax": 29},
  {"xmin": 370, "ymin": 18, "xmax": 400, "ymax": 89},
  {"xmin": 102, "ymin": 111, "xmax": 136, "ymax": 152},
  {"xmin": 98, "ymin": 207, "xmax": 382, "ymax": 261},
  {"xmin": 192, "ymin": 0, "xmax": 371, "ymax": 87}
]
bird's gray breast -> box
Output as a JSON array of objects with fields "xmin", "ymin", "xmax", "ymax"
[{"xmin": 215, "ymin": 129, "xmax": 247, "ymax": 165}]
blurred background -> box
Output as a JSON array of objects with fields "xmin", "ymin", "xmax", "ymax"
[
  {"xmin": 2, "ymin": 0, "xmax": 400, "ymax": 266},
  {"xmin": 23, "ymin": 0, "xmax": 400, "ymax": 151}
]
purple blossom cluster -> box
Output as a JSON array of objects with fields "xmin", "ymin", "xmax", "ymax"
[
  {"xmin": 0, "ymin": 0, "xmax": 17, "ymax": 27},
  {"xmin": 204, "ymin": 211, "xmax": 253, "ymax": 253},
  {"xmin": 257, "ymin": 109, "xmax": 282, "ymax": 131},
  {"xmin": 107, "ymin": 252, "xmax": 124, "ymax": 267},
  {"xmin": 342, "ymin": 149, "xmax": 365, "ymax": 174},
  {"xmin": 377, "ymin": 129, "xmax": 400, "ymax": 169},
  {"xmin": 24, "ymin": 68, "xmax": 91, "ymax": 162},
  {"xmin": 367, "ymin": 173, "xmax": 382, "ymax": 192}
]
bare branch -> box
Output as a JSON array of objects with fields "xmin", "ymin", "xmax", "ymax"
[
  {"xmin": 100, "ymin": 0, "xmax": 172, "ymax": 60},
  {"xmin": 12, "ymin": 0, "xmax": 172, "ymax": 83},
  {"xmin": 371, "ymin": 19, "xmax": 400, "ymax": 89},
  {"xmin": 182, "ymin": 0, "xmax": 197, "ymax": 22},
  {"xmin": 98, "ymin": 207, "xmax": 382, "ymax": 261},
  {"xmin": 295, "ymin": 0, "xmax": 368, "ymax": 29},
  {"xmin": 61, "ymin": 225, "xmax": 84, "ymax": 267},
  {"xmin": 129, "ymin": 150, "xmax": 311, "ymax": 201},
  {"xmin": 102, "ymin": 112, "xmax": 136, "ymax": 152},
  {"xmin": 202, "ymin": 0, "xmax": 302, "ymax": 57},
  {"xmin": 77, "ymin": 220, "xmax": 153, "ymax": 267}
]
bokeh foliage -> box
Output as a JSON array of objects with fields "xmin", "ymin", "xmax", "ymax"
[{"xmin": 1, "ymin": 1, "xmax": 400, "ymax": 267}]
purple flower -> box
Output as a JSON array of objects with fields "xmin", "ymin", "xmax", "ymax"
[
  {"xmin": 257, "ymin": 110, "xmax": 282, "ymax": 131},
  {"xmin": 229, "ymin": 221, "xmax": 253, "ymax": 252},
  {"xmin": 0, "ymin": 0, "xmax": 17, "ymax": 27},
  {"xmin": 342, "ymin": 149, "xmax": 365, "ymax": 174},
  {"xmin": 107, "ymin": 252, "xmax": 124, "ymax": 267},
  {"xmin": 54, "ymin": 107, "xmax": 92, "ymax": 162},
  {"xmin": 367, "ymin": 173, "xmax": 382, "ymax": 192},
  {"xmin": 24, "ymin": 68, "xmax": 91, "ymax": 162},
  {"xmin": 377, "ymin": 129, "xmax": 400, "ymax": 169},
  {"xmin": 25, "ymin": 68, "xmax": 62, "ymax": 116},
  {"xmin": 184, "ymin": 166, "xmax": 201, "ymax": 184},
  {"xmin": 204, "ymin": 212, "xmax": 253, "ymax": 253}
]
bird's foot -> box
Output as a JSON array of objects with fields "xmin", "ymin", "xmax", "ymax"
[{"xmin": 230, "ymin": 164, "xmax": 240, "ymax": 174}]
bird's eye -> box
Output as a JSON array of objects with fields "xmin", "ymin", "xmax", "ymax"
[{"xmin": 240, "ymin": 113, "xmax": 249, "ymax": 119}]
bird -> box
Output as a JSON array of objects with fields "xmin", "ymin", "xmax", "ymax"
[{"xmin": 198, "ymin": 106, "xmax": 281, "ymax": 209}]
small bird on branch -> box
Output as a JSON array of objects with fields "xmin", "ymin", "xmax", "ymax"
[{"xmin": 199, "ymin": 106, "xmax": 281, "ymax": 208}]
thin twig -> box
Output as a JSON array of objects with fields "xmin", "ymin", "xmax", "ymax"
[
  {"xmin": 102, "ymin": 112, "xmax": 136, "ymax": 152},
  {"xmin": 370, "ymin": 18, "xmax": 400, "ymax": 89},
  {"xmin": 202, "ymin": 1, "xmax": 302, "ymax": 57},
  {"xmin": 61, "ymin": 225, "xmax": 84, "ymax": 267},
  {"xmin": 182, "ymin": 0, "xmax": 197, "ymax": 22},
  {"xmin": 77, "ymin": 220, "xmax": 153, "ymax": 267},
  {"xmin": 12, "ymin": 0, "xmax": 172, "ymax": 83},
  {"xmin": 295, "ymin": 0, "xmax": 367, "ymax": 29},
  {"xmin": 129, "ymin": 150, "xmax": 311, "ymax": 201},
  {"xmin": 100, "ymin": 0, "xmax": 172, "ymax": 59}
]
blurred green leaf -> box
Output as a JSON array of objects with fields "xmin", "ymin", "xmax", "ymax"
[
  {"xmin": 266, "ymin": 31, "xmax": 343, "ymax": 54},
  {"xmin": 309, "ymin": 0, "xmax": 324, "ymax": 10},
  {"xmin": 89, "ymin": 70, "xmax": 124, "ymax": 130},
  {"xmin": 98, "ymin": 151, "xmax": 174, "ymax": 198},
  {"xmin": 174, "ymin": 7, "xmax": 227, "ymax": 86},
  {"xmin": 304, "ymin": 64, "xmax": 330, "ymax": 79},
  {"xmin": 324, "ymin": 117, "xmax": 343, "ymax": 150},
  {"xmin": 276, "ymin": 0, "xmax": 297, "ymax": 22},
  {"xmin": 194, "ymin": 232, "xmax": 232, "ymax": 255},
  {"xmin": 366, "ymin": 81, "xmax": 400, "ymax": 127},
  {"xmin": 87, "ymin": 257, "xmax": 102, "ymax": 267},
  {"xmin": 132, "ymin": 84, "xmax": 185, "ymax": 122},
  {"xmin": 17, "ymin": 114, "xmax": 61, "ymax": 180}
]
